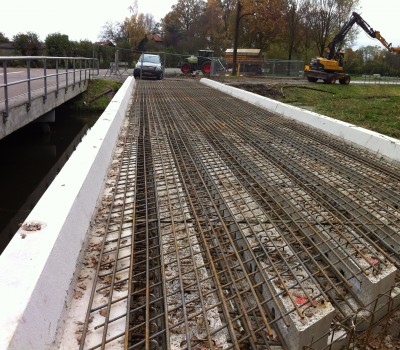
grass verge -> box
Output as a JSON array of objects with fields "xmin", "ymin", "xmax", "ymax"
[
  {"xmin": 277, "ymin": 84, "xmax": 400, "ymax": 139},
  {"xmin": 69, "ymin": 79, "xmax": 122, "ymax": 111}
]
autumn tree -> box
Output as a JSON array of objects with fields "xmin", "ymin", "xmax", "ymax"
[
  {"xmin": 198, "ymin": 0, "xmax": 227, "ymax": 54},
  {"xmin": 245, "ymin": 0, "xmax": 285, "ymax": 51},
  {"xmin": 171, "ymin": 0, "xmax": 206, "ymax": 32},
  {"xmin": 162, "ymin": 0, "xmax": 207, "ymax": 53},
  {"xmin": 124, "ymin": 2, "xmax": 157, "ymax": 52},
  {"xmin": 216, "ymin": 0, "xmax": 237, "ymax": 33}
]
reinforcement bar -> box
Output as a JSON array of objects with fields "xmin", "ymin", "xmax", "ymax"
[{"xmin": 77, "ymin": 79, "xmax": 399, "ymax": 350}]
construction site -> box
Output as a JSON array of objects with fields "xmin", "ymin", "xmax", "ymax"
[{"xmin": 52, "ymin": 78, "xmax": 400, "ymax": 350}]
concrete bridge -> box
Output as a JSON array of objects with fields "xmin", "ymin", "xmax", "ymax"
[
  {"xmin": 0, "ymin": 56, "xmax": 98, "ymax": 140},
  {"xmin": 0, "ymin": 76, "xmax": 400, "ymax": 349}
]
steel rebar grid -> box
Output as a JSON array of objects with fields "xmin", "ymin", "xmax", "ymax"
[
  {"xmin": 79, "ymin": 79, "xmax": 399, "ymax": 350},
  {"xmin": 150, "ymin": 96, "xmax": 282, "ymax": 348},
  {"xmin": 79, "ymin": 108, "xmax": 140, "ymax": 349},
  {"xmin": 144, "ymin": 80, "xmax": 399, "ymax": 348},
  {"xmin": 125, "ymin": 87, "xmax": 166, "ymax": 349}
]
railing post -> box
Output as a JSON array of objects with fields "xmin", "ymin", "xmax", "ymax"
[
  {"xmin": 43, "ymin": 58, "xmax": 47, "ymax": 103},
  {"xmin": 65, "ymin": 59, "xmax": 68, "ymax": 93},
  {"xmin": 3, "ymin": 60, "xmax": 8, "ymax": 123},
  {"xmin": 73, "ymin": 59, "xmax": 76, "ymax": 89},
  {"xmin": 79, "ymin": 59, "xmax": 82, "ymax": 87},
  {"xmin": 56, "ymin": 59, "xmax": 59, "ymax": 97},
  {"xmin": 26, "ymin": 59, "xmax": 31, "ymax": 111}
]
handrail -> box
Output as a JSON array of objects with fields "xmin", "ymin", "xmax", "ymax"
[{"xmin": 0, "ymin": 56, "xmax": 99, "ymax": 123}]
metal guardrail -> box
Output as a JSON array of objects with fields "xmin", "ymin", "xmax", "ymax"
[{"xmin": 0, "ymin": 56, "xmax": 99, "ymax": 122}]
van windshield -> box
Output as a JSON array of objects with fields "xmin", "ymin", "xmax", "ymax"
[{"xmin": 140, "ymin": 55, "xmax": 160, "ymax": 64}]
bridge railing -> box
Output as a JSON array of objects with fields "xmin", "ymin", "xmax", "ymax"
[{"xmin": 0, "ymin": 56, "xmax": 99, "ymax": 122}]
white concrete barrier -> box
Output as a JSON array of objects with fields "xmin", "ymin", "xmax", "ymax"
[
  {"xmin": 200, "ymin": 78, "xmax": 400, "ymax": 163},
  {"xmin": 0, "ymin": 77, "xmax": 135, "ymax": 350}
]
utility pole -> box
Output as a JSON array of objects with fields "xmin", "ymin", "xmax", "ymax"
[
  {"xmin": 232, "ymin": 1, "xmax": 256, "ymax": 76},
  {"xmin": 232, "ymin": 1, "xmax": 242, "ymax": 76}
]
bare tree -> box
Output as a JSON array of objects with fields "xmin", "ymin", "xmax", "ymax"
[
  {"xmin": 284, "ymin": 0, "xmax": 308, "ymax": 60},
  {"xmin": 305, "ymin": 0, "xmax": 360, "ymax": 56},
  {"xmin": 99, "ymin": 21, "xmax": 125, "ymax": 43}
]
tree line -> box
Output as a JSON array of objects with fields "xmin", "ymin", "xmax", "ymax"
[{"xmin": 1, "ymin": 0, "xmax": 400, "ymax": 75}]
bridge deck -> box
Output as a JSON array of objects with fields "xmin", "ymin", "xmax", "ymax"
[
  {"xmin": 60, "ymin": 79, "xmax": 400, "ymax": 350},
  {"xmin": 0, "ymin": 68, "xmax": 90, "ymax": 140}
]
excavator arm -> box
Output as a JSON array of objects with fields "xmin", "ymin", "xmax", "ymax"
[
  {"xmin": 373, "ymin": 32, "xmax": 400, "ymax": 54},
  {"xmin": 327, "ymin": 12, "xmax": 400, "ymax": 59}
]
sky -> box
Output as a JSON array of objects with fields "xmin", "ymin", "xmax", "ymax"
[
  {"xmin": 2, "ymin": 0, "xmax": 178, "ymax": 42},
  {"xmin": 2, "ymin": 0, "xmax": 399, "ymax": 50},
  {"xmin": 354, "ymin": 0, "xmax": 400, "ymax": 49}
]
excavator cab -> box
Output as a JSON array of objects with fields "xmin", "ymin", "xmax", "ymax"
[{"xmin": 337, "ymin": 52, "xmax": 344, "ymax": 67}]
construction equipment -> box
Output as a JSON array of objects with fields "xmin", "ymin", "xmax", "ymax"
[
  {"xmin": 224, "ymin": 48, "xmax": 263, "ymax": 74},
  {"xmin": 304, "ymin": 12, "xmax": 400, "ymax": 84},
  {"xmin": 180, "ymin": 49, "xmax": 214, "ymax": 74}
]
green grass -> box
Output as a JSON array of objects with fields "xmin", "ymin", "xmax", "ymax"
[
  {"xmin": 276, "ymin": 84, "xmax": 400, "ymax": 139},
  {"xmin": 70, "ymin": 79, "xmax": 122, "ymax": 111}
]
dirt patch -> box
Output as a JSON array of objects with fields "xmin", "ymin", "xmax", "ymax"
[{"xmin": 228, "ymin": 83, "xmax": 284, "ymax": 99}]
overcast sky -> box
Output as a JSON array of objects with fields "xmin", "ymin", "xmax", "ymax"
[
  {"xmin": 354, "ymin": 0, "xmax": 400, "ymax": 48},
  {"xmin": 2, "ymin": 0, "xmax": 399, "ymax": 50},
  {"xmin": 2, "ymin": 0, "xmax": 178, "ymax": 42}
]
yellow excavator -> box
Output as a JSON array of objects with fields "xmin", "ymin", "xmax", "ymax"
[{"xmin": 304, "ymin": 12, "xmax": 400, "ymax": 84}]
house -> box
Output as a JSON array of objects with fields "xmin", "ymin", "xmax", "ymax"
[
  {"xmin": 146, "ymin": 33, "xmax": 163, "ymax": 48},
  {"xmin": 0, "ymin": 42, "xmax": 16, "ymax": 56},
  {"xmin": 95, "ymin": 41, "xmax": 116, "ymax": 47}
]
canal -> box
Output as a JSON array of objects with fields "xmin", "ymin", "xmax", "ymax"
[{"xmin": 0, "ymin": 106, "xmax": 100, "ymax": 253}]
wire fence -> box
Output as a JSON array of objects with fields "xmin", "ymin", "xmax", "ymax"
[{"xmin": 356, "ymin": 74, "xmax": 400, "ymax": 84}]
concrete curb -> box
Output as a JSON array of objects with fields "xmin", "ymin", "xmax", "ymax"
[
  {"xmin": 0, "ymin": 76, "xmax": 135, "ymax": 349},
  {"xmin": 200, "ymin": 78, "xmax": 400, "ymax": 163}
]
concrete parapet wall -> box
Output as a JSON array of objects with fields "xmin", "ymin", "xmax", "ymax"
[
  {"xmin": 0, "ymin": 77, "xmax": 135, "ymax": 349},
  {"xmin": 200, "ymin": 78, "xmax": 400, "ymax": 163}
]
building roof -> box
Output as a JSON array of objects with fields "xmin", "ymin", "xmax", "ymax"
[
  {"xmin": 225, "ymin": 48, "xmax": 261, "ymax": 55},
  {"xmin": 95, "ymin": 41, "xmax": 115, "ymax": 47},
  {"xmin": 147, "ymin": 34, "xmax": 163, "ymax": 43}
]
